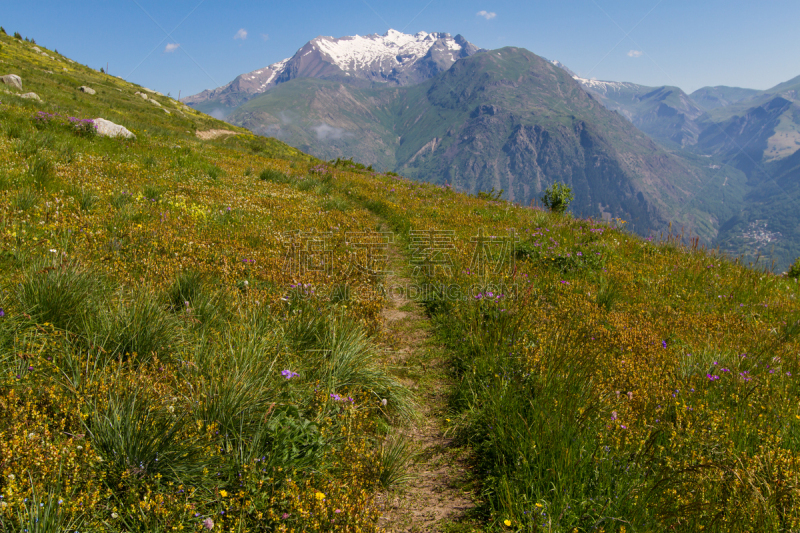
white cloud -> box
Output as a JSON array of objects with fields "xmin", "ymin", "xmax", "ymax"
[
  {"xmin": 477, "ymin": 10, "xmax": 497, "ymax": 20},
  {"xmin": 260, "ymin": 33, "xmax": 269, "ymax": 41},
  {"xmin": 234, "ymin": 28, "xmax": 248, "ymax": 40},
  {"xmin": 164, "ymin": 43, "xmax": 180, "ymax": 53},
  {"xmin": 312, "ymin": 123, "xmax": 348, "ymax": 140},
  {"xmin": 627, "ymin": 49, "xmax": 643, "ymax": 58},
  {"xmin": 209, "ymin": 108, "xmax": 227, "ymax": 120}
]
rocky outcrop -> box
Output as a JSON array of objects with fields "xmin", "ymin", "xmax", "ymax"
[
  {"xmin": 0, "ymin": 74, "xmax": 22, "ymax": 90},
  {"xmin": 78, "ymin": 86, "xmax": 96, "ymax": 95},
  {"xmin": 20, "ymin": 92, "xmax": 41, "ymax": 101},
  {"xmin": 93, "ymin": 118, "xmax": 135, "ymax": 139}
]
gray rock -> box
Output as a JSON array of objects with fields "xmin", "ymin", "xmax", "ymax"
[
  {"xmin": 93, "ymin": 118, "xmax": 136, "ymax": 139},
  {"xmin": 78, "ymin": 86, "xmax": 96, "ymax": 95},
  {"xmin": 0, "ymin": 74, "xmax": 22, "ymax": 90},
  {"xmin": 20, "ymin": 92, "xmax": 41, "ymax": 101},
  {"xmin": 134, "ymin": 91, "xmax": 148, "ymax": 100}
]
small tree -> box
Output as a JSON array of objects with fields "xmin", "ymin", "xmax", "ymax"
[
  {"xmin": 788, "ymin": 257, "xmax": 800, "ymax": 279},
  {"xmin": 540, "ymin": 181, "xmax": 574, "ymax": 214}
]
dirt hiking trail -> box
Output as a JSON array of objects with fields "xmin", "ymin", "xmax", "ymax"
[{"xmin": 376, "ymin": 239, "xmax": 478, "ymax": 532}]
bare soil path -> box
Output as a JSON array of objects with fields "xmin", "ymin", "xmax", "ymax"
[{"xmin": 375, "ymin": 240, "xmax": 478, "ymax": 532}]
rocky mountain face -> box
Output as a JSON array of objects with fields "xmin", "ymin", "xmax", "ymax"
[
  {"xmin": 227, "ymin": 47, "xmax": 746, "ymax": 240},
  {"xmin": 182, "ymin": 30, "xmax": 482, "ymax": 118}
]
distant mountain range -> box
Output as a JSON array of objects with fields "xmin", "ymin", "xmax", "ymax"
[{"xmin": 183, "ymin": 30, "xmax": 800, "ymax": 269}]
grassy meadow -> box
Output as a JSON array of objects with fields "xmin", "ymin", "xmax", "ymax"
[{"xmin": 1, "ymin": 27, "xmax": 800, "ymax": 533}]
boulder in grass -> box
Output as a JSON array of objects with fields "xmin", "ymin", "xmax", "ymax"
[
  {"xmin": 134, "ymin": 91, "xmax": 148, "ymax": 100},
  {"xmin": 93, "ymin": 118, "xmax": 135, "ymax": 139},
  {"xmin": 78, "ymin": 86, "xmax": 96, "ymax": 95},
  {"xmin": 20, "ymin": 92, "xmax": 41, "ymax": 101},
  {"xmin": 0, "ymin": 74, "xmax": 22, "ymax": 90}
]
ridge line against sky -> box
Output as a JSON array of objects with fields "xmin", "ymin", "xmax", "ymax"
[{"xmin": 3, "ymin": 0, "xmax": 799, "ymax": 98}]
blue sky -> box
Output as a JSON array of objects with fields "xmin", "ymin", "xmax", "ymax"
[{"xmin": 4, "ymin": 0, "xmax": 799, "ymax": 98}]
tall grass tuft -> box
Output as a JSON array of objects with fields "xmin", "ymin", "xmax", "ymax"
[
  {"xmin": 377, "ymin": 434, "xmax": 416, "ymax": 490},
  {"xmin": 167, "ymin": 270, "xmax": 204, "ymax": 310},
  {"xmin": 259, "ymin": 168, "xmax": 290, "ymax": 184},
  {"xmin": 12, "ymin": 188, "xmax": 39, "ymax": 211},
  {"xmin": 28, "ymin": 156, "xmax": 57, "ymax": 190},
  {"xmin": 87, "ymin": 388, "xmax": 206, "ymax": 485},
  {"xmin": 94, "ymin": 288, "xmax": 180, "ymax": 362},
  {"xmin": 15, "ymin": 259, "xmax": 105, "ymax": 332}
]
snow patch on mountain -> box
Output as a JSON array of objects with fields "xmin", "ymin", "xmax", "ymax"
[
  {"xmin": 312, "ymin": 30, "xmax": 462, "ymax": 72},
  {"xmin": 573, "ymin": 76, "xmax": 640, "ymax": 94}
]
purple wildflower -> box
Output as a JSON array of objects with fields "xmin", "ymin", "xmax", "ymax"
[{"xmin": 281, "ymin": 369, "xmax": 299, "ymax": 380}]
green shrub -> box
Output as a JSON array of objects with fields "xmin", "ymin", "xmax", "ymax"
[
  {"xmin": 477, "ymin": 186, "xmax": 504, "ymax": 201},
  {"xmin": 540, "ymin": 181, "xmax": 574, "ymax": 214},
  {"xmin": 788, "ymin": 257, "xmax": 800, "ymax": 279}
]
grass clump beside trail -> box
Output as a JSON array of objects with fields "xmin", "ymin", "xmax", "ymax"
[{"xmin": 2, "ymin": 26, "xmax": 800, "ymax": 533}]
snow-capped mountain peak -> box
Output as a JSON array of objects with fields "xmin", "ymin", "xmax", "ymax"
[{"xmin": 183, "ymin": 30, "xmax": 482, "ymax": 109}]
